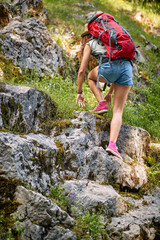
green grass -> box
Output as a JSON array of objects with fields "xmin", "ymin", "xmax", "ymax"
[{"xmin": 73, "ymin": 211, "xmax": 109, "ymax": 240}]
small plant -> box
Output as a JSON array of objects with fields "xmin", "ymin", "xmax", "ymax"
[
  {"xmin": 0, "ymin": 211, "xmax": 24, "ymax": 240},
  {"xmin": 143, "ymin": 148, "xmax": 160, "ymax": 191},
  {"xmin": 73, "ymin": 211, "xmax": 109, "ymax": 240},
  {"xmin": 11, "ymin": 212, "xmax": 24, "ymax": 238},
  {"xmin": 50, "ymin": 184, "xmax": 70, "ymax": 212}
]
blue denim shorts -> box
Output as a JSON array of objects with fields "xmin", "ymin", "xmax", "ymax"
[{"xmin": 98, "ymin": 59, "xmax": 133, "ymax": 86}]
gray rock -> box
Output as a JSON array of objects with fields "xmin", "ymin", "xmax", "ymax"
[
  {"xmin": 67, "ymin": 111, "xmax": 148, "ymax": 189},
  {"xmin": 18, "ymin": 220, "xmax": 45, "ymax": 240},
  {"xmin": 145, "ymin": 41, "xmax": 159, "ymax": 52},
  {"xmin": 11, "ymin": 0, "xmax": 43, "ymax": 14},
  {"xmin": 117, "ymin": 123, "xmax": 150, "ymax": 160},
  {"xmin": 63, "ymin": 180, "xmax": 128, "ymax": 217},
  {"xmin": 14, "ymin": 186, "xmax": 75, "ymax": 239},
  {"xmin": 139, "ymin": 34, "xmax": 159, "ymax": 52},
  {"xmin": 0, "ymin": 83, "xmax": 56, "ymax": 133},
  {"xmin": 72, "ymin": 111, "xmax": 150, "ymax": 160},
  {"xmin": 0, "ymin": 109, "xmax": 149, "ymax": 191},
  {"xmin": 136, "ymin": 49, "xmax": 146, "ymax": 64},
  {"xmin": 106, "ymin": 188, "xmax": 160, "ymax": 240},
  {"xmin": 0, "ymin": 17, "xmax": 63, "ymax": 76},
  {"xmin": 15, "ymin": 186, "xmax": 75, "ymax": 226},
  {"xmin": 44, "ymin": 226, "xmax": 77, "ymax": 240},
  {"xmin": 0, "ymin": 131, "xmax": 58, "ymax": 193}
]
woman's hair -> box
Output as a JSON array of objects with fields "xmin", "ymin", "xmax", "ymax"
[
  {"xmin": 78, "ymin": 31, "xmax": 97, "ymax": 69},
  {"xmin": 78, "ymin": 32, "xmax": 91, "ymax": 61}
]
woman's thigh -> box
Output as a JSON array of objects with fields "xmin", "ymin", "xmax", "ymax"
[
  {"xmin": 113, "ymin": 84, "xmax": 131, "ymax": 112},
  {"xmin": 88, "ymin": 66, "xmax": 108, "ymax": 83}
]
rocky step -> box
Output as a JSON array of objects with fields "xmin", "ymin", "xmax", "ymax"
[
  {"xmin": 106, "ymin": 187, "xmax": 160, "ymax": 240},
  {"xmin": 15, "ymin": 186, "xmax": 76, "ymax": 240}
]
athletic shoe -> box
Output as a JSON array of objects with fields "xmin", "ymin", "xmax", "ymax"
[
  {"xmin": 106, "ymin": 142, "xmax": 123, "ymax": 160},
  {"xmin": 89, "ymin": 101, "xmax": 108, "ymax": 114}
]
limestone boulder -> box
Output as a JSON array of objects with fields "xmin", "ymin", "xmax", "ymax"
[
  {"xmin": 106, "ymin": 188, "xmax": 160, "ymax": 240},
  {"xmin": 11, "ymin": 0, "xmax": 43, "ymax": 15},
  {"xmin": 63, "ymin": 180, "xmax": 128, "ymax": 217},
  {"xmin": 54, "ymin": 111, "xmax": 149, "ymax": 189},
  {"xmin": 44, "ymin": 227, "xmax": 77, "ymax": 240},
  {"xmin": 0, "ymin": 83, "xmax": 56, "ymax": 133},
  {"xmin": 0, "ymin": 17, "xmax": 63, "ymax": 76},
  {"xmin": 0, "ymin": 131, "xmax": 58, "ymax": 193},
  {"xmin": 0, "ymin": 109, "xmax": 149, "ymax": 191},
  {"xmin": 14, "ymin": 186, "xmax": 76, "ymax": 240}
]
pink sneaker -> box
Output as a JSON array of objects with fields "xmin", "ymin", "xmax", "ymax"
[
  {"xmin": 89, "ymin": 101, "xmax": 108, "ymax": 114},
  {"xmin": 106, "ymin": 141, "xmax": 123, "ymax": 160}
]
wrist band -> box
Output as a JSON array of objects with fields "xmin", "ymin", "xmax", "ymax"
[{"xmin": 77, "ymin": 91, "xmax": 83, "ymax": 94}]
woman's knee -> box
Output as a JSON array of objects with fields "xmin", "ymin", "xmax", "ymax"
[
  {"xmin": 88, "ymin": 73, "xmax": 95, "ymax": 86},
  {"xmin": 113, "ymin": 107, "xmax": 123, "ymax": 117},
  {"xmin": 87, "ymin": 74, "xmax": 91, "ymax": 85}
]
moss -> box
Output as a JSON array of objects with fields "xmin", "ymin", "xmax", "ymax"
[
  {"xmin": 88, "ymin": 171, "xmax": 95, "ymax": 181},
  {"xmin": 144, "ymin": 147, "xmax": 160, "ymax": 191},
  {"xmin": 96, "ymin": 119, "xmax": 110, "ymax": 133},
  {"xmin": 142, "ymin": 200, "xmax": 148, "ymax": 206},
  {"xmin": 52, "ymin": 119, "xmax": 72, "ymax": 136},
  {"xmin": 0, "ymin": 176, "xmax": 22, "ymax": 209},
  {"xmin": 30, "ymin": 157, "xmax": 40, "ymax": 161},
  {"xmin": 100, "ymin": 140, "xmax": 109, "ymax": 149},
  {"xmin": 35, "ymin": 94, "xmax": 58, "ymax": 135},
  {"xmin": 0, "ymin": 175, "xmax": 22, "ymax": 239},
  {"xmin": 1, "ymin": 101, "xmax": 9, "ymax": 126},
  {"xmin": 0, "ymin": 54, "xmax": 22, "ymax": 81},
  {"xmin": 55, "ymin": 139, "xmax": 65, "ymax": 166},
  {"xmin": 30, "ymin": 150, "xmax": 48, "ymax": 172},
  {"xmin": 0, "ymin": 127, "xmax": 9, "ymax": 132},
  {"xmin": 120, "ymin": 192, "xmax": 142, "ymax": 200},
  {"xmin": 0, "ymin": 98, "xmax": 27, "ymax": 133},
  {"xmin": 126, "ymin": 201, "xmax": 134, "ymax": 212},
  {"xmin": 82, "ymin": 127, "xmax": 89, "ymax": 134},
  {"xmin": 63, "ymin": 175, "xmax": 74, "ymax": 180}
]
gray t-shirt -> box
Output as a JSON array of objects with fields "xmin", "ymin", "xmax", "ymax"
[{"xmin": 87, "ymin": 38, "xmax": 107, "ymax": 58}]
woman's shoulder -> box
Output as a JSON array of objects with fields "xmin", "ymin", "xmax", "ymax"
[
  {"xmin": 88, "ymin": 38, "xmax": 98, "ymax": 45},
  {"xmin": 87, "ymin": 38, "xmax": 105, "ymax": 47},
  {"xmin": 87, "ymin": 38, "xmax": 106, "ymax": 56}
]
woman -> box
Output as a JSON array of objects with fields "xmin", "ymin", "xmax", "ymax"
[{"xmin": 76, "ymin": 25, "xmax": 133, "ymax": 160}]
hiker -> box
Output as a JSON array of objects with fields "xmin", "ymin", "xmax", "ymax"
[{"xmin": 76, "ymin": 12, "xmax": 134, "ymax": 160}]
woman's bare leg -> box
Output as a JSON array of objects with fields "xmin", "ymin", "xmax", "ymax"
[
  {"xmin": 110, "ymin": 84, "xmax": 131, "ymax": 142},
  {"xmin": 88, "ymin": 66, "xmax": 108, "ymax": 102}
]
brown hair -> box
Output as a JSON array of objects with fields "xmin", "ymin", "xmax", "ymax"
[
  {"xmin": 78, "ymin": 33, "xmax": 98, "ymax": 70},
  {"xmin": 78, "ymin": 32, "xmax": 92, "ymax": 61}
]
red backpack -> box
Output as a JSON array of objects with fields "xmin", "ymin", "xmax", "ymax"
[{"xmin": 88, "ymin": 12, "xmax": 136, "ymax": 62}]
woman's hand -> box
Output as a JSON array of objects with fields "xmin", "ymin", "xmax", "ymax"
[
  {"xmin": 76, "ymin": 94, "xmax": 86, "ymax": 108},
  {"xmin": 104, "ymin": 93, "xmax": 112, "ymax": 107}
]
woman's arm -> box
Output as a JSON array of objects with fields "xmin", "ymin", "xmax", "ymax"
[
  {"xmin": 76, "ymin": 44, "xmax": 91, "ymax": 107},
  {"xmin": 77, "ymin": 44, "xmax": 91, "ymax": 92}
]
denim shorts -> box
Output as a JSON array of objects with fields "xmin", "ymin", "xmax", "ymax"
[{"xmin": 98, "ymin": 59, "xmax": 133, "ymax": 86}]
